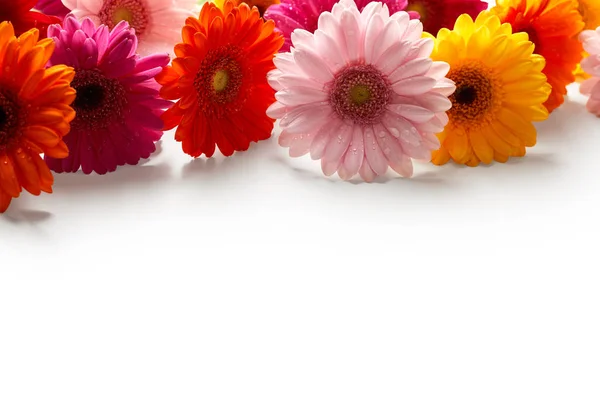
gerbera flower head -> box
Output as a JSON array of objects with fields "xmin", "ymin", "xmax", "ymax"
[
  {"xmin": 267, "ymin": 0, "xmax": 454, "ymax": 181},
  {"xmin": 428, "ymin": 13, "xmax": 551, "ymax": 166},
  {"xmin": 213, "ymin": 0, "xmax": 280, "ymax": 16},
  {"xmin": 61, "ymin": 0, "xmax": 196, "ymax": 54},
  {"xmin": 157, "ymin": 1, "xmax": 284, "ymax": 158},
  {"xmin": 35, "ymin": 0, "xmax": 70, "ymax": 18},
  {"xmin": 579, "ymin": 28, "xmax": 600, "ymax": 116},
  {"xmin": 0, "ymin": 0, "xmax": 61, "ymax": 38},
  {"xmin": 574, "ymin": 0, "xmax": 600, "ymax": 80},
  {"xmin": 405, "ymin": 0, "xmax": 488, "ymax": 35},
  {"xmin": 44, "ymin": 16, "xmax": 170, "ymax": 175},
  {"xmin": 264, "ymin": 0, "xmax": 417, "ymax": 52},
  {"xmin": 0, "ymin": 22, "xmax": 75, "ymax": 213},
  {"xmin": 488, "ymin": 0, "xmax": 584, "ymax": 113}
]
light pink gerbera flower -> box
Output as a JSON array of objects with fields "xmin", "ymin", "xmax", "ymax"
[
  {"xmin": 61, "ymin": 0, "xmax": 196, "ymax": 54},
  {"xmin": 580, "ymin": 27, "xmax": 600, "ymax": 117},
  {"xmin": 267, "ymin": 0, "xmax": 454, "ymax": 181}
]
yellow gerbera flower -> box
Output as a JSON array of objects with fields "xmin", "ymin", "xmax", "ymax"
[
  {"xmin": 428, "ymin": 13, "xmax": 551, "ymax": 166},
  {"xmin": 575, "ymin": 0, "xmax": 600, "ymax": 80}
]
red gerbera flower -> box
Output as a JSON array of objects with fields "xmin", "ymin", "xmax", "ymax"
[
  {"xmin": 0, "ymin": 0, "xmax": 61, "ymax": 39},
  {"xmin": 157, "ymin": 1, "xmax": 284, "ymax": 158},
  {"xmin": 406, "ymin": 0, "xmax": 488, "ymax": 35}
]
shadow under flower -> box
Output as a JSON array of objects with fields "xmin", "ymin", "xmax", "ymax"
[
  {"xmin": 52, "ymin": 163, "xmax": 173, "ymax": 194},
  {"xmin": 1, "ymin": 203, "xmax": 54, "ymax": 225},
  {"xmin": 182, "ymin": 138, "xmax": 277, "ymax": 182}
]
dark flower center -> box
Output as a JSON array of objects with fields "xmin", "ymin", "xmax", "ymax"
[
  {"xmin": 195, "ymin": 45, "xmax": 246, "ymax": 118},
  {"xmin": 329, "ymin": 64, "xmax": 391, "ymax": 125},
  {"xmin": 71, "ymin": 69, "xmax": 127, "ymax": 130},
  {"xmin": 0, "ymin": 90, "xmax": 22, "ymax": 149},
  {"xmin": 73, "ymin": 84, "xmax": 105, "ymax": 110},
  {"xmin": 454, "ymin": 86, "xmax": 477, "ymax": 105},
  {"xmin": 447, "ymin": 64, "xmax": 495, "ymax": 123}
]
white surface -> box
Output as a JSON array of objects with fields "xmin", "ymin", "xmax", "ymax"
[{"xmin": 1, "ymin": 84, "xmax": 599, "ymax": 399}]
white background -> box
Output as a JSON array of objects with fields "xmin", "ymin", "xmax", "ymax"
[{"xmin": 1, "ymin": 82, "xmax": 599, "ymax": 399}]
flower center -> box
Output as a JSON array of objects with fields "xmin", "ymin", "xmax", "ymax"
[
  {"xmin": 447, "ymin": 63, "xmax": 498, "ymax": 125},
  {"xmin": 71, "ymin": 69, "xmax": 128, "ymax": 131},
  {"xmin": 237, "ymin": 0, "xmax": 279, "ymax": 16},
  {"xmin": 0, "ymin": 90, "xmax": 23, "ymax": 150},
  {"xmin": 113, "ymin": 7, "xmax": 134, "ymax": 25},
  {"xmin": 194, "ymin": 45, "xmax": 245, "ymax": 117},
  {"xmin": 406, "ymin": 1, "xmax": 428, "ymax": 20},
  {"xmin": 99, "ymin": 0, "xmax": 149, "ymax": 35},
  {"xmin": 212, "ymin": 69, "xmax": 230, "ymax": 93},
  {"xmin": 329, "ymin": 64, "xmax": 391, "ymax": 125}
]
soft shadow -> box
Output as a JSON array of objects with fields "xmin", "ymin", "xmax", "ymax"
[
  {"xmin": 182, "ymin": 139, "xmax": 276, "ymax": 181},
  {"xmin": 138, "ymin": 141, "xmax": 163, "ymax": 166},
  {"xmin": 53, "ymin": 163, "xmax": 172, "ymax": 194},
  {"xmin": 536, "ymin": 98, "xmax": 592, "ymax": 141},
  {"xmin": 505, "ymin": 152, "xmax": 558, "ymax": 167},
  {"xmin": 272, "ymin": 154, "xmax": 458, "ymax": 187},
  {"xmin": 1, "ymin": 204, "xmax": 53, "ymax": 225}
]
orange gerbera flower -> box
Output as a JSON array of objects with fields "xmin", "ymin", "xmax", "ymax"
[
  {"xmin": 0, "ymin": 22, "xmax": 75, "ymax": 213},
  {"xmin": 157, "ymin": 1, "xmax": 283, "ymax": 158},
  {"xmin": 489, "ymin": 0, "xmax": 584, "ymax": 112},
  {"xmin": 213, "ymin": 0, "xmax": 280, "ymax": 16}
]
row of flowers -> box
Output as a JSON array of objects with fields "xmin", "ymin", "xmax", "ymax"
[{"xmin": 0, "ymin": 0, "xmax": 599, "ymax": 213}]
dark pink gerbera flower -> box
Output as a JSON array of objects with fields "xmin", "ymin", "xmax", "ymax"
[
  {"xmin": 264, "ymin": 0, "xmax": 419, "ymax": 52},
  {"xmin": 45, "ymin": 16, "xmax": 171, "ymax": 175},
  {"xmin": 35, "ymin": 0, "xmax": 69, "ymax": 18}
]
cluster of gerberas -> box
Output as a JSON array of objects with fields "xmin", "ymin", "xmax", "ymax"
[{"xmin": 1, "ymin": 0, "xmax": 600, "ymax": 212}]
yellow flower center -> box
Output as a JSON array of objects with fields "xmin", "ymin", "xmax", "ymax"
[
  {"xmin": 212, "ymin": 69, "xmax": 230, "ymax": 93},
  {"xmin": 217, "ymin": 0, "xmax": 280, "ymax": 16},
  {"xmin": 99, "ymin": 0, "xmax": 149, "ymax": 35},
  {"xmin": 350, "ymin": 85, "xmax": 371, "ymax": 106},
  {"xmin": 406, "ymin": 1, "xmax": 427, "ymax": 20},
  {"xmin": 113, "ymin": 7, "xmax": 134, "ymax": 25}
]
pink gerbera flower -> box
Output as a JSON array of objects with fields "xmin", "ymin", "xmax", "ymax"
[
  {"xmin": 61, "ymin": 0, "xmax": 195, "ymax": 54},
  {"xmin": 44, "ymin": 16, "xmax": 171, "ymax": 175},
  {"xmin": 264, "ymin": 0, "xmax": 418, "ymax": 52},
  {"xmin": 267, "ymin": 0, "xmax": 454, "ymax": 181},
  {"xmin": 580, "ymin": 28, "xmax": 600, "ymax": 116},
  {"xmin": 35, "ymin": 0, "xmax": 69, "ymax": 18}
]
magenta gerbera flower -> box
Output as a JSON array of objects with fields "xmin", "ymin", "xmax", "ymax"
[
  {"xmin": 405, "ymin": 0, "xmax": 488, "ymax": 35},
  {"xmin": 35, "ymin": 0, "xmax": 69, "ymax": 18},
  {"xmin": 264, "ymin": 0, "xmax": 418, "ymax": 52},
  {"xmin": 267, "ymin": 0, "xmax": 454, "ymax": 181},
  {"xmin": 45, "ymin": 16, "xmax": 171, "ymax": 175}
]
